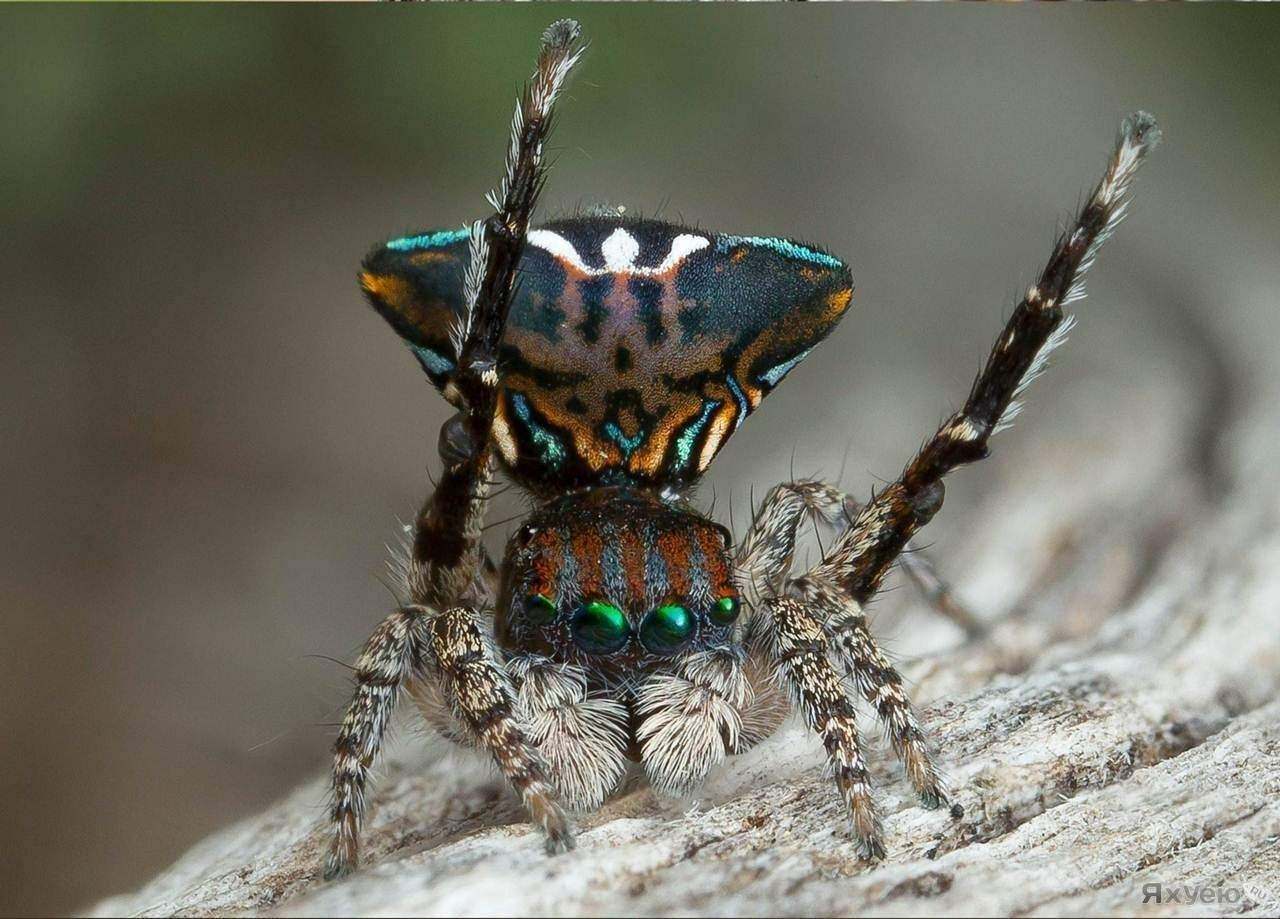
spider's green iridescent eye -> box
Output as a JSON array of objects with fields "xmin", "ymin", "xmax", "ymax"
[
  {"xmin": 640, "ymin": 603, "xmax": 694, "ymax": 654},
  {"xmin": 710, "ymin": 595, "xmax": 740, "ymax": 626},
  {"xmin": 524, "ymin": 592, "xmax": 557, "ymax": 624},
  {"xmin": 571, "ymin": 599, "xmax": 630, "ymax": 654}
]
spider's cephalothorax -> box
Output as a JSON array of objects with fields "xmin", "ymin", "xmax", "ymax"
[
  {"xmin": 323, "ymin": 19, "xmax": 1161, "ymax": 880},
  {"xmin": 496, "ymin": 488, "xmax": 741, "ymax": 669}
]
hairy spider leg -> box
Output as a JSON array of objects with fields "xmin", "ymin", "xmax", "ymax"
[
  {"xmin": 808, "ymin": 113, "xmax": 1162, "ymax": 611},
  {"xmin": 325, "ymin": 21, "xmax": 587, "ymax": 879}
]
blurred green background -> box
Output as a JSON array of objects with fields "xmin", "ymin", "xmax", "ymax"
[{"xmin": 3, "ymin": 6, "xmax": 1279, "ymax": 915}]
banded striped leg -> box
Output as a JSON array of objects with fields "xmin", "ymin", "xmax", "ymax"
[
  {"xmin": 734, "ymin": 481, "xmax": 948, "ymax": 805},
  {"xmin": 409, "ymin": 19, "xmax": 587, "ymax": 611},
  {"xmin": 417, "ymin": 652, "xmax": 633, "ymax": 815},
  {"xmin": 787, "ymin": 113, "xmax": 1161, "ymax": 817},
  {"xmin": 764, "ymin": 597, "xmax": 884, "ymax": 858},
  {"xmin": 324, "ymin": 21, "xmax": 586, "ymax": 880},
  {"xmin": 809, "ymin": 113, "xmax": 1162, "ymax": 610},
  {"xmin": 789, "ymin": 577, "xmax": 946, "ymax": 809},
  {"xmin": 428, "ymin": 607, "xmax": 572, "ymax": 854},
  {"xmin": 742, "ymin": 114, "xmax": 1161, "ymax": 848},
  {"xmin": 735, "ymin": 481, "xmax": 843, "ymax": 615},
  {"xmin": 325, "ymin": 606, "xmax": 426, "ymax": 880},
  {"xmin": 325, "ymin": 605, "xmax": 573, "ymax": 879}
]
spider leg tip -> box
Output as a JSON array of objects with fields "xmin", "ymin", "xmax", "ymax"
[
  {"xmin": 321, "ymin": 851, "xmax": 357, "ymax": 882},
  {"xmin": 857, "ymin": 834, "xmax": 888, "ymax": 862},
  {"xmin": 544, "ymin": 828, "xmax": 577, "ymax": 855},
  {"xmin": 918, "ymin": 787, "xmax": 948, "ymax": 811},
  {"xmin": 543, "ymin": 18, "xmax": 583, "ymax": 48},
  {"xmin": 1121, "ymin": 110, "xmax": 1163, "ymax": 154}
]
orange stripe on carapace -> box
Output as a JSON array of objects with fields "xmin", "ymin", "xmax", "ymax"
[
  {"xmin": 694, "ymin": 527, "xmax": 733, "ymax": 597},
  {"xmin": 529, "ymin": 530, "xmax": 566, "ymax": 601},
  {"xmin": 656, "ymin": 529, "xmax": 694, "ymax": 598},
  {"xmin": 618, "ymin": 525, "xmax": 648, "ymax": 607},
  {"xmin": 570, "ymin": 528, "xmax": 606, "ymax": 599}
]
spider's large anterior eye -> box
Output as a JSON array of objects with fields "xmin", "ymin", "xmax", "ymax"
[
  {"xmin": 571, "ymin": 599, "xmax": 630, "ymax": 653},
  {"xmin": 640, "ymin": 603, "xmax": 693, "ymax": 653},
  {"xmin": 524, "ymin": 592, "xmax": 557, "ymax": 625},
  {"xmin": 710, "ymin": 595, "xmax": 740, "ymax": 626}
]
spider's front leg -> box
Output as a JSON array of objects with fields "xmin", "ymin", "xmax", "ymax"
[
  {"xmin": 425, "ymin": 607, "xmax": 573, "ymax": 852},
  {"xmin": 323, "ymin": 21, "xmax": 586, "ymax": 879},
  {"xmin": 745, "ymin": 113, "xmax": 1160, "ymax": 859},
  {"xmin": 325, "ymin": 603, "xmax": 572, "ymax": 880}
]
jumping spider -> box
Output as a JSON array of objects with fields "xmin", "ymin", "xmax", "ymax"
[{"xmin": 324, "ymin": 19, "xmax": 1160, "ymax": 879}]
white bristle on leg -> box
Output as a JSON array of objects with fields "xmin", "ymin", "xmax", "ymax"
[
  {"xmin": 451, "ymin": 219, "xmax": 488, "ymax": 361},
  {"xmin": 994, "ymin": 313, "xmax": 1078, "ymax": 435}
]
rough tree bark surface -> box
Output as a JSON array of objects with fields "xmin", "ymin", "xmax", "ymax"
[{"xmin": 89, "ymin": 306, "xmax": 1280, "ymax": 917}]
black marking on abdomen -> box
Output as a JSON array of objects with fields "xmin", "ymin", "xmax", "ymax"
[
  {"xmin": 629, "ymin": 277, "xmax": 668, "ymax": 346},
  {"xmin": 514, "ymin": 256, "xmax": 568, "ymax": 343},
  {"xmin": 575, "ymin": 275, "xmax": 613, "ymax": 345},
  {"xmin": 601, "ymin": 389, "xmax": 658, "ymax": 432},
  {"xmin": 676, "ymin": 300, "xmax": 710, "ymax": 344},
  {"xmin": 499, "ymin": 345, "xmax": 589, "ymax": 390}
]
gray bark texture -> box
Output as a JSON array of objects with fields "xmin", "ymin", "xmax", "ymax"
[{"xmin": 89, "ymin": 308, "xmax": 1280, "ymax": 917}]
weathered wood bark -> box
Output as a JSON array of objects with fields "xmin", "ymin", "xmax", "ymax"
[{"xmin": 87, "ymin": 307, "xmax": 1280, "ymax": 916}]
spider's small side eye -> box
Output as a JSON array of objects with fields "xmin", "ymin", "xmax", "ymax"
[
  {"xmin": 639, "ymin": 602, "xmax": 693, "ymax": 654},
  {"xmin": 710, "ymin": 595, "xmax": 740, "ymax": 626},
  {"xmin": 524, "ymin": 592, "xmax": 558, "ymax": 625},
  {"xmin": 516, "ymin": 523, "xmax": 539, "ymax": 544},
  {"xmin": 571, "ymin": 599, "xmax": 630, "ymax": 654}
]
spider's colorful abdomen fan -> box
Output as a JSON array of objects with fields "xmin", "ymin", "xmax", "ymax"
[{"xmin": 360, "ymin": 216, "xmax": 853, "ymax": 491}]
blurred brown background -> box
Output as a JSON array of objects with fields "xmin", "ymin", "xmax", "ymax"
[{"xmin": 3, "ymin": 6, "xmax": 1278, "ymax": 915}]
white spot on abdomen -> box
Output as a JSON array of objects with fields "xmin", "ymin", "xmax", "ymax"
[{"xmin": 602, "ymin": 228, "xmax": 641, "ymax": 271}]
